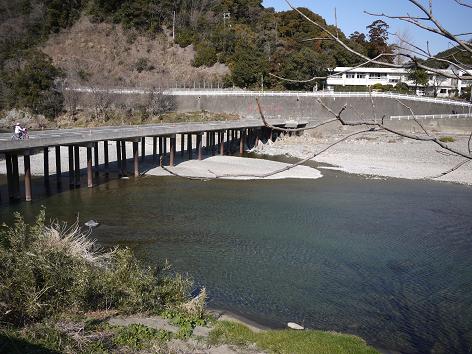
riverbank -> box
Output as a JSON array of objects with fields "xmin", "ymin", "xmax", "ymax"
[{"xmin": 254, "ymin": 129, "xmax": 472, "ymax": 185}]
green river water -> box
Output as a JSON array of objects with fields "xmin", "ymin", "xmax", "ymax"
[{"xmin": 0, "ymin": 157, "xmax": 471, "ymax": 353}]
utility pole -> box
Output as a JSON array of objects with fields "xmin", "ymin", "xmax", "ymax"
[{"xmin": 261, "ymin": 74, "xmax": 264, "ymax": 93}]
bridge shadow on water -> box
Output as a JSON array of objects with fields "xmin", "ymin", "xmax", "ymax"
[{"xmin": 0, "ymin": 145, "xmax": 242, "ymax": 206}]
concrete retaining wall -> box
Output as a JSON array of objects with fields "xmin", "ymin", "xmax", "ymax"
[{"xmin": 174, "ymin": 95, "xmax": 471, "ymax": 121}]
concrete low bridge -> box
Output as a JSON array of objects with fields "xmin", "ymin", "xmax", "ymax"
[{"xmin": 0, "ymin": 119, "xmax": 302, "ymax": 202}]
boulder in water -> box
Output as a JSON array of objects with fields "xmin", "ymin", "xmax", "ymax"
[
  {"xmin": 84, "ymin": 220, "xmax": 99, "ymax": 228},
  {"xmin": 287, "ymin": 322, "xmax": 304, "ymax": 330}
]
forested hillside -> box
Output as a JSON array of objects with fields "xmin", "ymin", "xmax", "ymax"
[{"xmin": 0, "ymin": 0, "xmax": 391, "ymax": 118}]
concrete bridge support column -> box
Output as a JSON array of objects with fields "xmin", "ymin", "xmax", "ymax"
[
  {"xmin": 104, "ymin": 141, "xmax": 109, "ymax": 175},
  {"xmin": 116, "ymin": 141, "xmax": 122, "ymax": 176},
  {"xmin": 133, "ymin": 141, "xmax": 139, "ymax": 177},
  {"xmin": 187, "ymin": 133, "xmax": 192, "ymax": 160},
  {"xmin": 206, "ymin": 132, "xmax": 210, "ymax": 154},
  {"xmin": 158, "ymin": 137, "xmax": 163, "ymax": 163},
  {"xmin": 121, "ymin": 142, "xmax": 127, "ymax": 176},
  {"xmin": 94, "ymin": 142, "xmax": 99, "ymax": 177},
  {"xmin": 170, "ymin": 135, "xmax": 176, "ymax": 167},
  {"xmin": 181, "ymin": 134, "xmax": 185, "ymax": 157},
  {"xmin": 43, "ymin": 147, "xmax": 49, "ymax": 184},
  {"xmin": 219, "ymin": 131, "xmax": 225, "ymax": 155},
  {"xmin": 12, "ymin": 154, "xmax": 20, "ymax": 200},
  {"xmin": 196, "ymin": 133, "xmax": 203, "ymax": 160},
  {"xmin": 87, "ymin": 146, "xmax": 93, "ymax": 188},
  {"xmin": 153, "ymin": 137, "xmax": 157, "ymax": 162},
  {"xmin": 213, "ymin": 132, "xmax": 217, "ymax": 156},
  {"xmin": 55, "ymin": 146, "xmax": 61, "ymax": 184},
  {"xmin": 5, "ymin": 154, "xmax": 14, "ymax": 200},
  {"xmin": 74, "ymin": 146, "xmax": 80, "ymax": 187},
  {"xmin": 68, "ymin": 146, "xmax": 74, "ymax": 187},
  {"xmin": 255, "ymin": 129, "xmax": 260, "ymax": 148},
  {"xmin": 24, "ymin": 152, "xmax": 32, "ymax": 202},
  {"xmin": 240, "ymin": 129, "xmax": 246, "ymax": 155},
  {"xmin": 141, "ymin": 137, "xmax": 146, "ymax": 162}
]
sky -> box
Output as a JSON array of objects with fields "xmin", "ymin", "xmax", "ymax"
[{"xmin": 262, "ymin": 0, "xmax": 471, "ymax": 54}]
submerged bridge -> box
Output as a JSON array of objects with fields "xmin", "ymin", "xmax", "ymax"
[{"xmin": 0, "ymin": 119, "xmax": 301, "ymax": 202}]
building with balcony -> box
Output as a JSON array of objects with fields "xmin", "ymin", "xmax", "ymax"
[{"xmin": 326, "ymin": 66, "xmax": 471, "ymax": 98}]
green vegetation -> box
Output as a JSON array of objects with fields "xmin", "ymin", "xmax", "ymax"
[
  {"xmin": 0, "ymin": 0, "xmax": 396, "ymax": 117},
  {"xmin": 439, "ymin": 136, "xmax": 455, "ymax": 143},
  {"xmin": 113, "ymin": 324, "xmax": 171, "ymax": 349},
  {"xmin": 209, "ymin": 321, "xmax": 379, "ymax": 354},
  {"xmin": 0, "ymin": 209, "xmax": 191, "ymax": 325}
]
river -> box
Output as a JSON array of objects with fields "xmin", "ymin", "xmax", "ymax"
[{"xmin": 0, "ymin": 156, "xmax": 471, "ymax": 353}]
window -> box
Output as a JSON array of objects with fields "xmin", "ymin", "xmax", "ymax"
[
  {"xmin": 440, "ymin": 88, "xmax": 447, "ymax": 94},
  {"xmin": 356, "ymin": 74, "xmax": 366, "ymax": 79},
  {"xmin": 332, "ymin": 74, "xmax": 342, "ymax": 79},
  {"xmin": 346, "ymin": 73, "xmax": 355, "ymax": 79},
  {"xmin": 389, "ymin": 79, "xmax": 399, "ymax": 83},
  {"xmin": 369, "ymin": 73, "xmax": 387, "ymax": 79}
]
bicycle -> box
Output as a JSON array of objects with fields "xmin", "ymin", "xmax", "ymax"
[{"xmin": 10, "ymin": 130, "xmax": 29, "ymax": 140}]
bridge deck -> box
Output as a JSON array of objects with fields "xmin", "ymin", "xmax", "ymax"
[{"xmin": 0, "ymin": 119, "xmax": 289, "ymax": 154}]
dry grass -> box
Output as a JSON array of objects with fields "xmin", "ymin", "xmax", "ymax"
[{"xmin": 42, "ymin": 17, "xmax": 229, "ymax": 88}]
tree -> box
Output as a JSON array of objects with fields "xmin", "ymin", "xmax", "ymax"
[
  {"xmin": 229, "ymin": 46, "xmax": 268, "ymax": 88},
  {"xmin": 366, "ymin": 20, "xmax": 393, "ymax": 63},
  {"xmin": 407, "ymin": 66, "xmax": 429, "ymax": 94},
  {"xmin": 3, "ymin": 51, "xmax": 64, "ymax": 118}
]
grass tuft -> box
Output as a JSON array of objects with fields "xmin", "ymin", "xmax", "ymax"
[{"xmin": 439, "ymin": 136, "xmax": 455, "ymax": 143}]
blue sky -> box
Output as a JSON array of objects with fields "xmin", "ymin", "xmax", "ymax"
[{"xmin": 262, "ymin": 0, "xmax": 471, "ymax": 54}]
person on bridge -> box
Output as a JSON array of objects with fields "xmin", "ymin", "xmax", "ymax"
[{"xmin": 14, "ymin": 123, "xmax": 27, "ymax": 139}]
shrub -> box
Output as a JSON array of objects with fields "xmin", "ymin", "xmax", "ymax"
[
  {"xmin": 394, "ymin": 82, "xmax": 410, "ymax": 94},
  {"xmin": 193, "ymin": 43, "xmax": 218, "ymax": 67},
  {"xmin": 0, "ymin": 209, "xmax": 191, "ymax": 326},
  {"xmin": 134, "ymin": 58, "xmax": 152, "ymax": 73},
  {"xmin": 439, "ymin": 136, "xmax": 455, "ymax": 142}
]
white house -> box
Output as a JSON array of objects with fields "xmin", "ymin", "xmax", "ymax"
[{"xmin": 326, "ymin": 66, "xmax": 471, "ymax": 98}]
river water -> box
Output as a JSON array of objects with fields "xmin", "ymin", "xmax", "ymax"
[{"xmin": 0, "ymin": 157, "xmax": 471, "ymax": 353}]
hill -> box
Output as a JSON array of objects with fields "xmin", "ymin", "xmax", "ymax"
[{"xmin": 0, "ymin": 0, "xmax": 378, "ymax": 119}]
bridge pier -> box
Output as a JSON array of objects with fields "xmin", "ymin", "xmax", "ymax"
[
  {"xmin": 187, "ymin": 133, "xmax": 192, "ymax": 159},
  {"xmin": 74, "ymin": 146, "xmax": 80, "ymax": 187},
  {"xmin": 24, "ymin": 151, "xmax": 32, "ymax": 202},
  {"xmin": 94, "ymin": 142, "xmax": 99, "ymax": 176},
  {"xmin": 133, "ymin": 141, "xmax": 139, "ymax": 177},
  {"xmin": 170, "ymin": 135, "xmax": 176, "ymax": 167},
  {"xmin": 240, "ymin": 129, "xmax": 246, "ymax": 155},
  {"xmin": 158, "ymin": 137, "xmax": 163, "ymax": 165},
  {"xmin": 87, "ymin": 146, "xmax": 93, "ymax": 188},
  {"xmin": 219, "ymin": 130, "xmax": 225, "ymax": 155},
  {"xmin": 197, "ymin": 132, "xmax": 203, "ymax": 160},
  {"xmin": 116, "ymin": 141, "xmax": 122, "ymax": 176},
  {"xmin": 104, "ymin": 141, "xmax": 109, "ymax": 175},
  {"xmin": 141, "ymin": 137, "xmax": 146, "ymax": 162},
  {"xmin": 68, "ymin": 146, "xmax": 74, "ymax": 187},
  {"xmin": 55, "ymin": 146, "xmax": 61, "ymax": 184},
  {"xmin": 206, "ymin": 132, "xmax": 210, "ymax": 154},
  {"xmin": 121, "ymin": 141, "xmax": 127, "ymax": 176},
  {"xmin": 5, "ymin": 154, "xmax": 13, "ymax": 199},
  {"xmin": 43, "ymin": 147, "xmax": 49, "ymax": 184},
  {"xmin": 12, "ymin": 154, "xmax": 20, "ymax": 200},
  {"xmin": 153, "ymin": 137, "xmax": 157, "ymax": 162}
]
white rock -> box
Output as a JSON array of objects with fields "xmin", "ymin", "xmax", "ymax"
[{"xmin": 287, "ymin": 322, "xmax": 304, "ymax": 330}]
